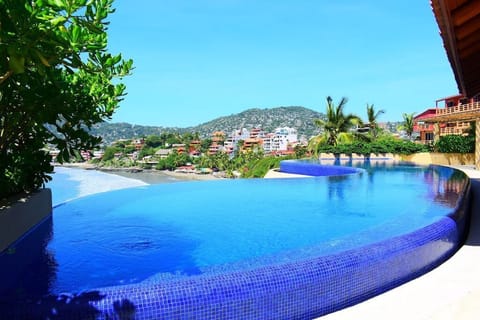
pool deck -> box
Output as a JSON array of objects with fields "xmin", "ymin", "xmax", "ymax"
[{"xmin": 320, "ymin": 165, "xmax": 480, "ymax": 320}]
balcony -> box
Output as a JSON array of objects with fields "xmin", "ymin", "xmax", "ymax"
[
  {"xmin": 439, "ymin": 127, "xmax": 467, "ymax": 135},
  {"xmin": 427, "ymin": 101, "xmax": 480, "ymax": 122}
]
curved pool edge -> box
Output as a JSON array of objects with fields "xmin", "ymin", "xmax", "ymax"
[
  {"xmin": 322, "ymin": 166, "xmax": 480, "ymax": 320},
  {"xmin": 2, "ymin": 170, "xmax": 471, "ymax": 320},
  {"xmin": 279, "ymin": 159, "xmax": 363, "ymax": 176}
]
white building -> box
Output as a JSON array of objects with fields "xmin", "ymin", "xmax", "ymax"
[
  {"xmin": 266, "ymin": 127, "xmax": 298, "ymax": 152},
  {"xmin": 224, "ymin": 128, "xmax": 250, "ymax": 152}
]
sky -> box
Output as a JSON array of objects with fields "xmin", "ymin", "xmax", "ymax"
[{"xmin": 106, "ymin": 0, "xmax": 458, "ymax": 127}]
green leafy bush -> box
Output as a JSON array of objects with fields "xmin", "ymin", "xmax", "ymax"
[
  {"xmin": 102, "ymin": 147, "xmax": 122, "ymax": 162},
  {"xmin": 155, "ymin": 151, "xmax": 191, "ymax": 171},
  {"xmin": 242, "ymin": 156, "xmax": 292, "ymax": 178},
  {"xmin": 435, "ymin": 135, "xmax": 475, "ymax": 153},
  {"xmin": 315, "ymin": 138, "xmax": 428, "ymax": 156},
  {"xmin": 0, "ymin": 0, "xmax": 132, "ymax": 198}
]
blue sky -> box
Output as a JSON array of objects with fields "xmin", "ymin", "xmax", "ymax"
[{"xmin": 107, "ymin": 0, "xmax": 458, "ymax": 127}]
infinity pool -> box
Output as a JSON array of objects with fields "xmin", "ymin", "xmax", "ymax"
[{"xmin": 0, "ymin": 162, "xmax": 471, "ymax": 319}]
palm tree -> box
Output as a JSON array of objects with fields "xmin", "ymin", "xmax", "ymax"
[
  {"xmin": 401, "ymin": 112, "xmax": 416, "ymax": 140},
  {"xmin": 308, "ymin": 96, "xmax": 361, "ymax": 155},
  {"xmin": 366, "ymin": 104, "xmax": 385, "ymax": 139}
]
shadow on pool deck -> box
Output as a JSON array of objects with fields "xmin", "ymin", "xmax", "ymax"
[{"xmin": 465, "ymin": 179, "xmax": 480, "ymax": 246}]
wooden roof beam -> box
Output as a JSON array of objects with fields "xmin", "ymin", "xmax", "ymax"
[
  {"xmin": 435, "ymin": 0, "xmax": 467, "ymax": 96},
  {"xmin": 432, "ymin": 0, "xmax": 480, "ymax": 97},
  {"xmin": 451, "ymin": 1, "xmax": 480, "ymax": 26},
  {"xmin": 457, "ymin": 33, "xmax": 480, "ymax": 57},
  {"xmin": 455, "ymin": 15, "xmax": 480, "ymax": 40}
]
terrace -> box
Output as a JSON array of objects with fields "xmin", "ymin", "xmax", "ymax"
[{"xmin": 430, "ymin": 100, "xmax": 480, "ymax": 122}]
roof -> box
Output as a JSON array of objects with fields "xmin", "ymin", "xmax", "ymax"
[
  {"xmin": 431, "ymin": 0, "xmax": 480, "ymax": 97},
  {"xmin": 155, "ymin": 149, "xmax": 172, "ymax": 155},
  {"xmin": 414, "ymin": 108, "xmax": 438, "ymax": 120},
  {"xmin": 435, "ymin": 94, "xmax": 463, "ymax": 103}
]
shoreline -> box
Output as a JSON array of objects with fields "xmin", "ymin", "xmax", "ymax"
[{"xmin": 54, "ymin": 163, "xmax": 219, "ymax": 183}]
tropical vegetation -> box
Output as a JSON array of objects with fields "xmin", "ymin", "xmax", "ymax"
[
  {"xmin": 306, "ymin": 97, "xmax": 430, "ymax": 157},
  {"xmin": 399, "ymin": 112, "xmax": 416, "ymax": 140},
  {"xmin": 435, "ymin": 135, "xmax": 475, "ymax": 153},
  {"xmin": 309, "ymin": 96, "xmax": 361, "ymax": 148},
  {"xmin": 365, "ymin": 104, "xmax": 385, "ymax": 139},
  {"xmin": 0, "ymin": 0, "xmax": 132, "ymax": 198},
  {"xmin": 315, "ymin": 137, "xmax": 429, "ymax": 156}
]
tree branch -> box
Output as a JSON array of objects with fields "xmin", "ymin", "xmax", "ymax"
[{"xmin": 0, "ymin": 70, "xmax": 13, "ymax": 85}]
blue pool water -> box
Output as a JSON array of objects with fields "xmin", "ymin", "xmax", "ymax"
[{"xmin": 0, "ymin": 162, "xmax": 467, "ymax": 300}]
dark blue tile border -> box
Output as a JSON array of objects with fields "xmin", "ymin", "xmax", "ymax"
[{"xmin": 0, "ymin": 168, "xmax": 471, "ymax": 320}]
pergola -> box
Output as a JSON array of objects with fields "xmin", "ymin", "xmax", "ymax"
[{"xmin": 429, "ymin": 0, "xmax": 480, "ymax": 169}]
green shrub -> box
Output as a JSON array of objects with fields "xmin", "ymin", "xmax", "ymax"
[
  {"xmin": 314, "ymin": 138, "xmax": 428, "ymax": 156},
  {"xmin": 102, "ymin": 147, "xmax": 121, "ymax": 161},
  {"xmin": 435, "ymin": 135, "xmax": 474, "ymax": 153},
  {"xmin": 242, "ymin": 156, "xmax": 292, "ymax": 178},
  {"xmin": 0, "ymin": 0, "xmax": 132, "ymax": 199}
]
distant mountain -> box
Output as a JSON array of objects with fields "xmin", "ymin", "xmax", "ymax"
[
  {"xmin": 90, "ymin": 106, "xmax": 325, "ymax": 145},
  {"xmin": 89, "ymin": 122, "xmax": 185, "ymax": 146}
]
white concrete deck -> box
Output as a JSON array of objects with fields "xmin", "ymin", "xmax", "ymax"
[
  {"xmin": 321, "ymin": 166, "xmax": 480, "ymax": 320},
  {"xmin": 264, "ymin": 169, "xmax": 313, "ymax": 179}
]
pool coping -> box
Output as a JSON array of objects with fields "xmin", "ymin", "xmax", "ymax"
[
  {"xmin": 0, "ymin": 189, "xmax": 52, "ymax": 252},
  {"xmin": 320, "ymin": 165, "xmax": 480, "ymax": 320}
]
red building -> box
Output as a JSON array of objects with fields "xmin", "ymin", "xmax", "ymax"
[{"xmin": 414, "ymin": 94, "xmax": 476, "ymax": 143}]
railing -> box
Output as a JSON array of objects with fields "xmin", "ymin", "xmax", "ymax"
[
  {"xmin": 440, "ymin": 127, "xmax": 466, "ymax": 135},
  {"xmin": 436, "ymin": 101, "xmax": 480, "ymax": 116},
  {"xmin": 454, "ymin": 121, "xmax": 470, "ymax": 127},
  {"xmin": 415, "ymin": 124, "xmax": 433, "ymax": 130}
]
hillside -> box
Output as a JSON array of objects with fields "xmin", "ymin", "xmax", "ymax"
[
  {"xmin": 89, "ymin": 122, "xmax": 185, "ymax": 146},
  {"xmin": 187, "ymin": 106, "xmax": 324, "ymax": 138},
  {"xmin": 90, "ymin": 106, "xmax": 325, "ymax": 145}
]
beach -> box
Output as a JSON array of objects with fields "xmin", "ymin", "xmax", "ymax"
[
  {"xmin": 107, "ymin": 168, "xmax": 219, "ymax": 184},
  {"xmin": 55, "ymin": 163, "xmax": 219, "ymax": 184}
]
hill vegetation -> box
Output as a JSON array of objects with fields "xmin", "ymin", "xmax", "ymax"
[
  {"xmin": 90, "ymin": 106, "xmax": 325, "ymax": 145},
  {"xmin": 190, "ymin": 106, "xmax": 324, "ymax": 137}
]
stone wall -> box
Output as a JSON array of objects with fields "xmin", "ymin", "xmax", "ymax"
[
  {"xmin": 317, "ymin": 152, "xmax": 474, "ymax": 166},
  {"xmin": 395, "ymin": 153, "xmax": 475, "ymax": 166}
]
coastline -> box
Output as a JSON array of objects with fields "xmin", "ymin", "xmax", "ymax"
[{"xmin": 54, "ymin": 163, "xmax": 219, "ymax": 184}]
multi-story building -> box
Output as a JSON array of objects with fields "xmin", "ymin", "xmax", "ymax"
[
  {"xmin": 262, "ymin": 133, "xmax": 275, "ymax": 153},
  {"xmin": 211, "ymin": 131, "xmax": 226, "ymax": 144},
  {"xmin": 171, "ymin": 143, "xmax": 186, "ymax": 154},
  {"xmin": 224, "ymin": 128, "xmax": 250, "ymax": 154},
  {"xmin": 243, "ymin": 138, "xmax": 263, "ymax": 152},
  {"xmin": 249, "ymin": 128, "xmax": 265, "ymax": 139},
  {"xmin": 414, "ymin": 95, "xmax": 478, "ymax": 143},
  {"xmin": 189, "ymin": 140, "xmax": 201, "ymax": 157},
  {"xmin": 132, "ymin": 138, "xmax": 145, "ymax": 151},
  {"xmin": 430, "ymin": 0, "xmax": 480, "ymax": 168},
  {"xmin": 208, "ymin": 142, "xmax": 223, "ymax": 155},
  {"xmin": 208, "ymin": 131, "xmax": 226, "ymax": 155},
  {"xmin": 272, "ymin": 127, "xmax": 298, "ymax": 152}
]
